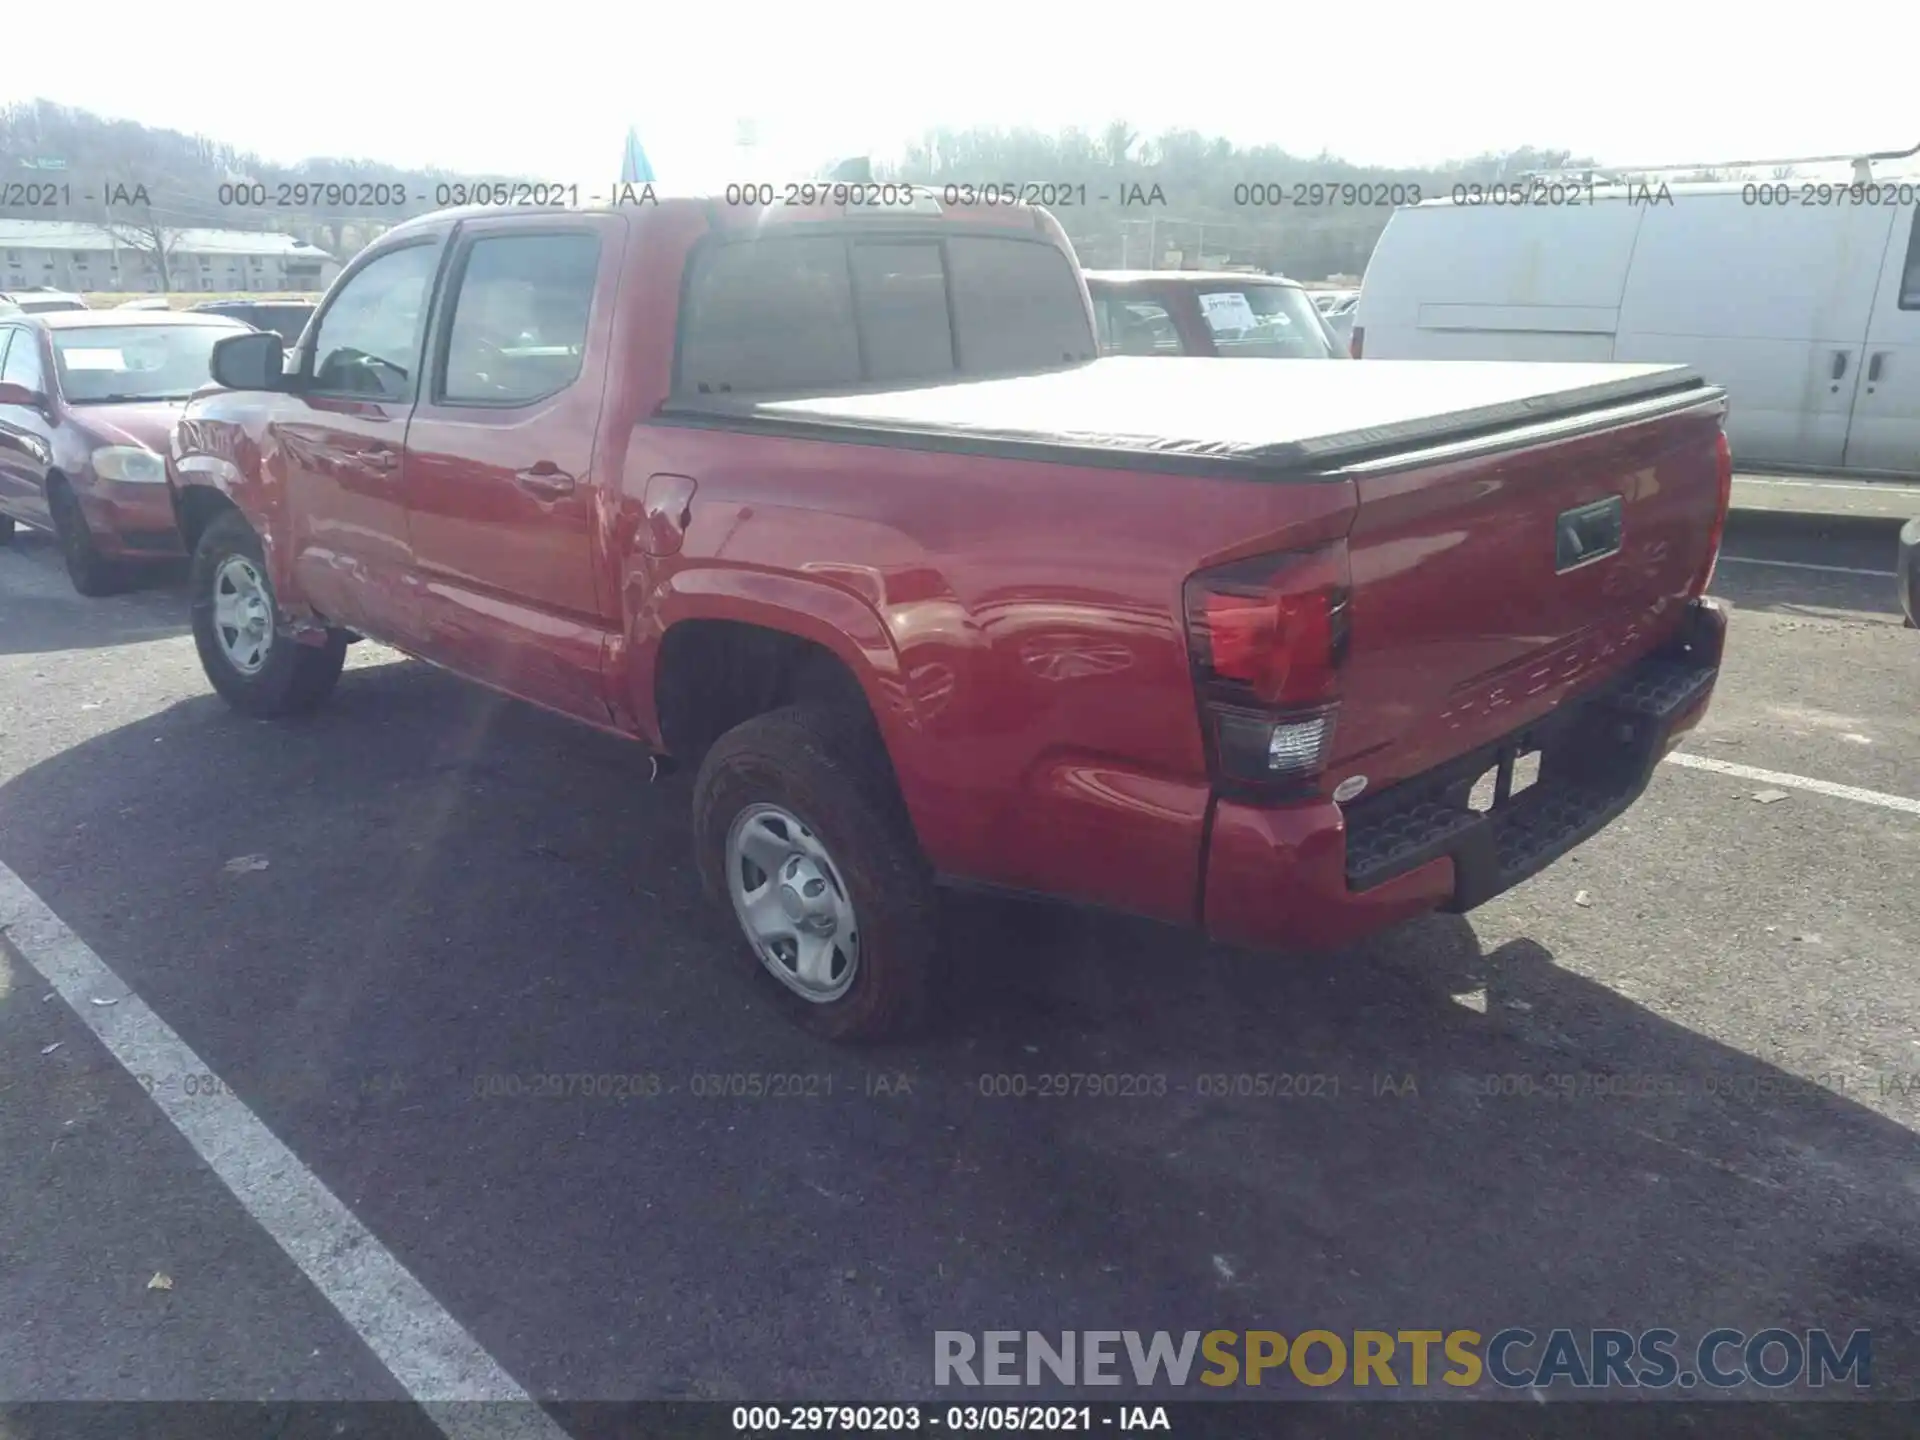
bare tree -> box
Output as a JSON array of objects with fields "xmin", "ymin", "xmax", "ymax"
[
  {"xmin": 1101, "ymin": 120, "xmax": 1137, "ymax": 167},
  {"xmin": 100, "ymin": 179, "xmax": 183, "ymax": 292}
]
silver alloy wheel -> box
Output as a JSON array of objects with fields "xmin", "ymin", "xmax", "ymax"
[
  {"xmin": 212, "ymin": 554, "xmax": 274, "ymax": 675},
  {"xmin": 724, "ymin": 803, "xmax": 860, "ymax": 1003}
]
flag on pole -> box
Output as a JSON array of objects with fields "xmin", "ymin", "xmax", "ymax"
[{"xmin": 620, "ymin": 128, "xmax": 655, "ymax": 185}]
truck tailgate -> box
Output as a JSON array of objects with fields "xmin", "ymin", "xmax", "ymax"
[{"xmin": 1326, "ymin": 387, "xmax": 1730, "ymax": 797}]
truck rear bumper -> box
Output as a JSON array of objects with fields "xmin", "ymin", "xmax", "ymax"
[{"xmin": 1203, "ymin": 597, "xmax": 1726, "ymax": 951}]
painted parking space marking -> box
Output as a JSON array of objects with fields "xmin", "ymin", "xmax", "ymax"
[
  {"xmin": 0, "ymin": 861, "xmax": 569, "ymax": 1440},
  {"xmin": 1715, "ymin": 556, "xmax": 1896, "ymax": 578},
  {"xmin": 1735, "ymin": 476, "xmax": 1920, "ymax": 496},
  {"xmin": 1665, "ymin": 753, "xmax": 1920, "ymax": 816}
]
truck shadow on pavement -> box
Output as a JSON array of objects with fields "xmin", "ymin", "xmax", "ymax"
[{"xmin": 2, "ymin": 654, "xmax": 1916, "ymax": 1406}]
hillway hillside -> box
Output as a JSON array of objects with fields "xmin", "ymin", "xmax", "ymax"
[{"xmin": 0, "ymin": 101, "xmax": 1675, "ymax": 278}]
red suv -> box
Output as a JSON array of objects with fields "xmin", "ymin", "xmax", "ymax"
[{"xmin": 0, "ymin": 309, "xmax": 248, "ymax": 593}]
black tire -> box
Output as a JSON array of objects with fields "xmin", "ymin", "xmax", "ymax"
[
  {"xmin": 48, "ymin": 481, "xmax": 126, "ymax": 597},
  {"xmin": 693, "ymin": 703, "xmax": 940, "ymax": 1042},
  {"xmin": 190, "ymin": 508, "xmax": 347, "ymax": 718},
  {"xmin": 0, "ymin": 513, "xmax": 15, "ymax": 545}
]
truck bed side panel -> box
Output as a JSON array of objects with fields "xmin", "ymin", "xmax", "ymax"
[{"xmin": 625, "ymin": 423, "xmax": 1357, "ymax": 922}]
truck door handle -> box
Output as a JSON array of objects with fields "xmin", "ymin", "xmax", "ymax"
[
  {"xmin": 1830, "ymin": 350, "xmax": 1849, "ymax": 382},
  {"xmin": 515, "ymin": 463, "xmax": 575, "ymax": 497},
  {"xmin": 1867, "ymin": 351, "xmax": 1887, "ymax": 384},
  {"xmin": 364, "ymin": 446, "xmax": 399, "ymax": 473}
]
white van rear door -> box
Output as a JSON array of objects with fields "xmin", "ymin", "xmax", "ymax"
[
  {"xmin": 1843, "ymin": 203, "xmax": 1920, "ymax": 475},
  {"xmin": 1356, "ymin": 199, "xmax": 1642, "ymax": 361},
  {"xmin": 1615, "ymin": 191, "xmax": 1892, "ymax": 470}
]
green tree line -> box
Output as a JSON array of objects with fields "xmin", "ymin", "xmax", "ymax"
[{"xmin": 0, "ymin": 100, "xmax": 515, "ymax": 267}]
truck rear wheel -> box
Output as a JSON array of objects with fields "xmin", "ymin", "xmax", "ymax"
[
  {"xmin": 693, "ymin": 704, "xmax": 939, "ymax": 1042},
  {"xmin": 190, "ymin": 509, "xmax": 347, "ymax": 718}
]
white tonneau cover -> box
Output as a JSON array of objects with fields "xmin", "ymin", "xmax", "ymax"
[{"xmin": 664, "ymin": 356, "xmax": 1710, "ymax": 470}]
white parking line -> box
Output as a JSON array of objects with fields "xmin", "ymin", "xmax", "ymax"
[
  {"xmin": 1735, "ymin": 476, "xmax": 1920, "ymax": 496},
  {"xmin": 1665, "ymin": 753, "xmax": 1920, "ymax": 815},
  {"xmin": 1715, "ymin": 556, "xmax": 1897, "ymax": 578},
  {"xmin": 0, "ymin": 862, "xmax": 569, "ymax": 1440}
]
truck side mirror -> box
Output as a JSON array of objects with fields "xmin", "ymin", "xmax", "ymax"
[
  {"xmin": 210, "ymin": 331, "xmax": 290, "ymax": 392},
  {"xmin": 0, "ymin": 380, "xmax": 48, "ymax": 410}
]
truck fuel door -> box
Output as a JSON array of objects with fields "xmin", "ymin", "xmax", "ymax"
[{"xmin": 640, "ymin": 473, "xmax": 697, "ymax": 556}]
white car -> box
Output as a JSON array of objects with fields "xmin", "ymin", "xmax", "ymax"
[{"xmin": 0, "ymin": 288, "xmax": 89, "ymax": 314}]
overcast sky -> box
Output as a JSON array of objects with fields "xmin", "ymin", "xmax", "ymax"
[{"xmin": 10, "ymin": 0, "xmax": 1915, "ymax": 184}]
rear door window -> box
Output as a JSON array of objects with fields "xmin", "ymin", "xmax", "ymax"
[{"xmin": 438, "ymin": 232, "xmax": 599, "ymax": 405}]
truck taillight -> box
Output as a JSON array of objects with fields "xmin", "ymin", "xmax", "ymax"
[
  {"xmin": 1690, "ymin": 426, "xmax": 1733, "ymax": 598},
  {"xmin": 1348, "ymin": 325, "xmax": 1364, "ymax": 359},
  {"xmin": 1184, "ymin": 544, "xmax": 1351, "ymax": 789}
]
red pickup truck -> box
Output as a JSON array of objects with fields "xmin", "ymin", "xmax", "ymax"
[{"xmin": 168, "ymin": 191, "xmax": 1732, "ymax": 1041}]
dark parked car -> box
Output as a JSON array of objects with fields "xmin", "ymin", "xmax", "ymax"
[
  {"xmin": 191, "ymin": 299, "xmax": 318, "ymax": 346},
  {"xmin": 1084, "ymin": 270, "xmax": 1344, "ymax": 360},
  {"xmin": 0, "ymin": 309, "xmax": 248, "ymax": 593}
]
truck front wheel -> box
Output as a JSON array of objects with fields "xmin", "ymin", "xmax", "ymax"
[
  {"xmin": 693, "ymin": 704, "xmax": 939, "ymax": 1042},
  {"xmin": 190, "ymin": 509, "xmax": 347, "ymax": 718}
]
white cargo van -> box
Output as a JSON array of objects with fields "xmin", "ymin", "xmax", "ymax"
[{"xmin": 1353, "ymin": 176, "xmax": 1920, "ymax": 475}]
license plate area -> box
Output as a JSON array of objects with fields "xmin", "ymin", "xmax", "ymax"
[{"xmin": 1457, "ymin": 738, "xmax": 1543, "ymax": 815}]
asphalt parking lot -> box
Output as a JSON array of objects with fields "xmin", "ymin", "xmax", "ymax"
[{"xmin": 1, "ymin": 487, "xmax": 1916, "ymax": 1433}]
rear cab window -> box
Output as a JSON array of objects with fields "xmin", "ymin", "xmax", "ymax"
[{"xmin": 676, "ymin": 228, "xmax": 1094, "ymax": 395}]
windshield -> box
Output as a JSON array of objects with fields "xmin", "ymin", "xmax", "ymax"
[
  {"xmin": 1196, "ymin": 284, "xmax": 1338, "ymax": 358},
  {"xmin": 51, "ymin": 324, "xmax": 243, "ymax": 403}
]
